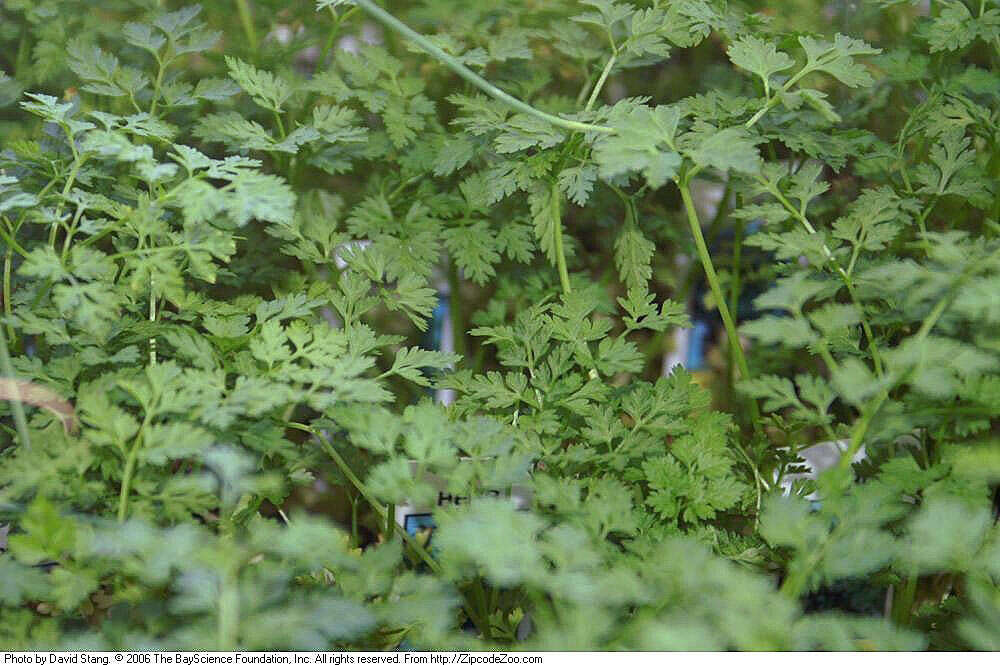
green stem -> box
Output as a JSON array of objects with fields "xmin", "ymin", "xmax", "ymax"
[
  {"xmin": 914, "ymin": 197, "xmax": 937, "ymax": 257},
  {"xmin": 60, "ymin": 205, "xmax": 85, "ymax": 263},
  {"xmin": 744, "ymin": 62, "xmax": 815, "ymax": 129},
  {"xmin": 842, "ymin": 277, "xmax": 883, "ymax": 376},
  {"xmin": 780, "ymin": 527, "xmax": 837, "ymax": 598},
  {"xmin": 815, "ymin": 339, "xmax": 840, "ymax": 377},
  {"xmin": 677, "ymin": 178, "xmax": 757, "ymax": 420},
  {"xmin": 388, "ymin": 173, "xmax": 422, "ymax": 201},
  {"xmin": 448, "ymin": 260, "xmax": 467, "ymax": 359},
  {"xmin": 349, "ymin": 494, "xmax": 360, "ymax": 547},
  {"xmin": 745, "ymin": 96, "xmax": 779, "ymax": 129},
  {"xmin": 307, "ymin": 426, "xmax": 442, "ymax": 574},
  {"xmin": 764, "ymin": 182, "xmax": 886, "ymax": 377},
  {"xmin": 584, "ymin": 53, "xmax": 616, "ymax": 112},
  {"xmin": 727, "ymin": 214, "xmax": 744, "ymax": 394},
  {"xmin": 235, "ymin": 0, "xmax": 258, "ymax": 51},
  {"xmin": 149, "ymin": 57, "xmax": 167, "ymax": 117},
  {"xmin": 319, "ymin": 8, "xmax": 341, "ymax": 67},
  {"xmin": 574, "ymin": 68, "xmax": 594, "ymax": 108},
  {"xmin": 3, "ymin": 247, "xmax": 13, "ymax": 344},
  {"xmin": 272, "ymin": 110, "xmax": 286, "ymax": 139},
  {"xmin": 316, "ymin": 431, "xmax": 490, "ymax": 636},
  {"xmin": 834, "ymin": 273, "xmax": 974, "ymax": 474},
  {"xmin": 319, "ymin": 6, "xmax": 357, "ymax": 66},
  {"xmin": 839, "ymin": 395, "xmax": 885, "ymax": 472},
  {"xmin": 149, "ymin": 278, "xmax": 157, "ymax": 365},
  {"xmin": 0, "ymin": 224, "xmax": 29, "ymax": 259},
  {"xmin": 552, "ymin": 191, "xmax": 573, "ymax": 296},
  {"xmin": 892, "ymin": 569, "xmax": 919, "ymax": 625},
  {"xmin": 351, "ymin": 0, "xmax": 612, "ymax": 135},
  {"xmin": 117, "ymin": 441, "xmax": 141, "ymax": 522},
  {"xmin": 51, "ymin": 158, "xmax": 85, "ymax": 247},
  {"xmin": 0, "ymin": 324, "xmax": 31, "ymax": 450}
]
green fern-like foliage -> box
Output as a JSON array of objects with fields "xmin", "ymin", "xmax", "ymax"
[{"xmin": 0, "ymin": 0, "xmax": 997, "ymax": 651}]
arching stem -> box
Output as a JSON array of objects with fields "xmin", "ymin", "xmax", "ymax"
[{"xmin": 351, "ymin": 0, "xmax": 612, "ymax": 135}]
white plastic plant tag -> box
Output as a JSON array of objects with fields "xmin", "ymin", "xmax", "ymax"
[
  {"xmin": 779, "ymin": 439, "xmax": 866, "ymax": 501},
  {"xmin": 394, "ymin": 459, "xmax": 532, "ymax": 540}
]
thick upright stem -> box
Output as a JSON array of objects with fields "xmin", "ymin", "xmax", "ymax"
[{"xmin": 678, "ymin": 179, "xmax": 759, "ymax": 420}]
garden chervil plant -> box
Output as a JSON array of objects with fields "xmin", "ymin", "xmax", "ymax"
[{"xmin": 0, "ymin": 0, "xmax": 997, "ymax": 652}]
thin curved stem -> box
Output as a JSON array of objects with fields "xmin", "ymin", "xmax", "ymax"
[
  {"xmin": 584, "ymin": 53, "xmax": 617, "ymax": 112},
  {"xmin": 149, "ymin": 278, "xmax": 157, "ymax": 366},
  {"xmin": 149, "ymin": 56, "xmax": 167, "ymax": 117},
  {"xmin": 313, "ymin": 427, "xmax": 498, "ymax": 636},
  {"xmin": 3, "ymin": 247, "xmax": 13, "ymax": 345},
  {"xmin": 351, "ymin": 0, "xmax": 612, "ymax": 135},
  {"xmin": 744, "ymin": 60, "xmax": 815, "ymax": 130},
  {"xmin": 306, "ymin": 425, "xmax": 441, "ymax": 574},
  {"xmin": 319, "ymin": 6, "xmax": 353, "ymax": 67},
  {"xmin": 575, "ymin": 66, "xmax": 595, "ymax": 107},
  {"xmin": 763, "ymin": 181, "xmax": 886, "ymax": 377},
  {"xmin": 51, "ymin": 158, "xmax": 84, "ymax": 247},
  {"xmin": 834, "ymin": 243, "xmax": 1000, "ymax": 473},
  {"xmin": 835, "ymin": 294, "xmax": 951, "ymax": 474}
]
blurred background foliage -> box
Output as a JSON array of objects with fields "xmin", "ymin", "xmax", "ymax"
[{"xmin": 0, "ymin": 0, "xmax": 998, "ymax": 652}]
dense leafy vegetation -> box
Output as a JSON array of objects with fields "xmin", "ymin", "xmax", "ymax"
[{"xmin": 0, "ymin": 0, "xmax": 998, "ymax": 651}]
